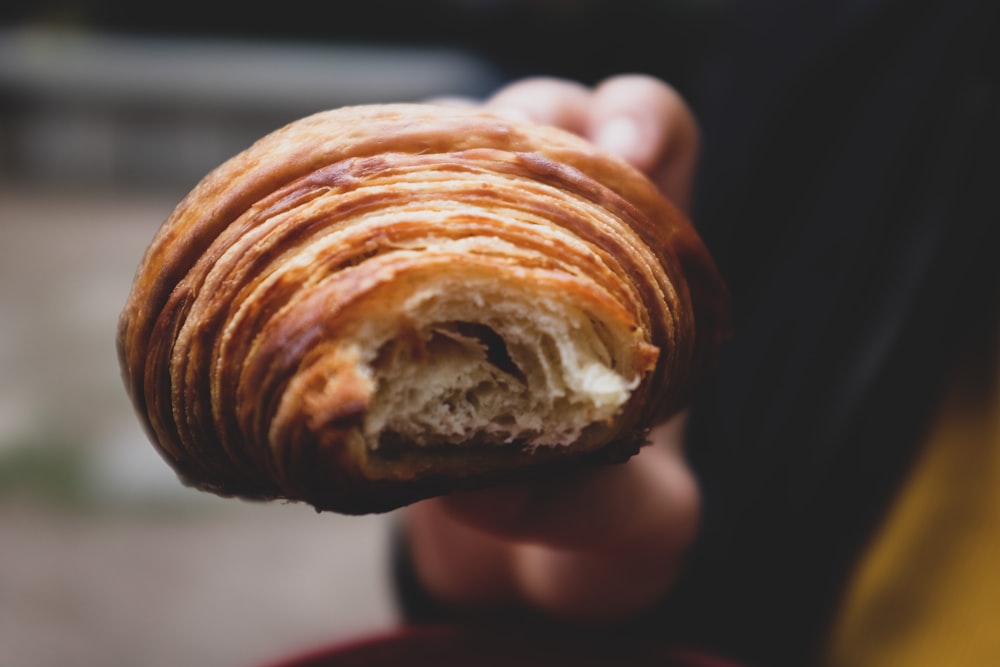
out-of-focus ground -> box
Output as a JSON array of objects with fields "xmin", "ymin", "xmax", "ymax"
[
  {"xmin": 0, "ymin": 187, "xmax": 401, "ymax": 667},
  {"xmin": 0, "ymin": 25, "xmax": 503, "ymax": 667}
]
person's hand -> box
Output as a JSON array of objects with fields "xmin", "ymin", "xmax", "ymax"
[
  {"xmin": 484, "ymin": 75, "xmax": 699, "ymax": 214},
  {"xmin": 403, "ymin": 74, "xmax": 702, "ymax": 623}
]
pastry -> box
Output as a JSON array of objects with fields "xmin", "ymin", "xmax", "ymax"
[{"xmin": 116, "ymin": 103, "xmax": 731, "ymax": 514}]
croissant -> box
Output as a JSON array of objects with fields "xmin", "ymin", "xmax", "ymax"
[{"xmin": 117, "ymin": 103, "xmax": 730, "ymax": 514}]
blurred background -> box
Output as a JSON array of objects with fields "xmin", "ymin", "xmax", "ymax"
[{"xmin": 0, "ymin": 2, "xmax": 726, "ymax": 666}]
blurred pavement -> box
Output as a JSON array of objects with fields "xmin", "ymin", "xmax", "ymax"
[{"xmin": 0, "ymin": 186, "xmax": 402, "ymax": 667}]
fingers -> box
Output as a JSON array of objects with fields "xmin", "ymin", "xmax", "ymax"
[
  {"xmin": 590, "ymin": 75, "xmax": 700, "ymax": 213},
  {"xmin": 406, "ymin": 414, "xmax": 701, "ymax": 620},
  {"xmin": 404, "ymin": 497, "xmax": 522, "ymax": 608},
  {"xmin": 483, "ymin": 74, "xmax": 700, "ymax": 214},
  {"xmin": 587, "ymin": 76, "xmax": 692, "ymax": 169},
  {"xmin": 437, "ymin": 413, "xmax": 700, "ymax": 554},
  {"xmin": 484, "ymin": 76, "xmax": 593, "ymax": 135}
]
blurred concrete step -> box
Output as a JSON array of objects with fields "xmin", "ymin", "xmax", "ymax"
[{"xmin": 0, "ymin": 26, "xmax": 503, "ymax": 189}]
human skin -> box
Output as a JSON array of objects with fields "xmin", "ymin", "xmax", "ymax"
[{"xmin": 403, "ymin": 74, "xmax": 703, "ymax": 624}]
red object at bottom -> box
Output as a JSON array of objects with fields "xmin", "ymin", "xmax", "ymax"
[{"xmin": 262, "ymin": 624, "xmax": 747, "ymax": 667}]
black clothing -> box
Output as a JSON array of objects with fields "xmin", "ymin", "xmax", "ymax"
[{"xmin": 664, "ymin": 0, "xmax": 1000, "ymax": 664}]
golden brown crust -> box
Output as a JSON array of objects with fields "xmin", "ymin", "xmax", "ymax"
[{"xmin": 117, "ymin": 103, "xmax": 730, "ymax": 514}]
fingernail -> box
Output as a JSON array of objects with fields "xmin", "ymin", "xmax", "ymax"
[{"xmin": 594, "ymin": 115, "xmax": 642, "ymax": 160}]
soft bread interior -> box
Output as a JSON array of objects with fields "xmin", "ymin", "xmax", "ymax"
[{"xmin": 358, "ymin": 274, "xmax": 651, "ymax": 455}]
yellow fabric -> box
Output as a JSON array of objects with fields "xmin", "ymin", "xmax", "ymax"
[{"xmin": 823, "ymin": 331, "xmax": 1000, "ymax": 667}]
